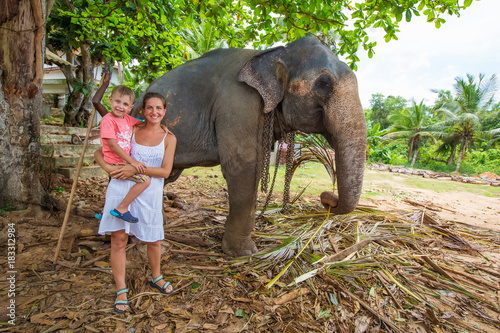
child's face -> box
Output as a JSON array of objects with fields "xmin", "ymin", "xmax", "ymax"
[
  {"xmin": 109, "ymin": 93, "xmax": 134, "ymax": 118},
  {"xmin": 143, "ymin": 97, "xmax": 166, "ymax": 124}
]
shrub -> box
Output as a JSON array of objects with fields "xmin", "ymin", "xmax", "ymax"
[{"xmin": 460, "ymin": 149, "xmax": 500, "ymax": 175}]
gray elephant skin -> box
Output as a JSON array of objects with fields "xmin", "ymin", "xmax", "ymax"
[{"xmin": 133, "ymin": 36, "xmax": 367, "ymax": 257}]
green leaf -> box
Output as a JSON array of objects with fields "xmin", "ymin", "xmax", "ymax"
[
  {"xmin": 427, "ymin": 10, "xmax": 435, "ymax": 22},
  {"xmin": 395, "ymin": 10, "xmax": 402, "ymax": 22},
  {"xmin": 235, "ymin": 309, "xmax": 246, "ymax": 317},
  {"xmin": 191, "ymin": 282, "xmax": 201, "ymax": 289},
  {"xmin": 405, "ymin": 9, "xmax": 412, "ymax": 22},
  {"xmin": 329, "ymin": 292, "xmax": 338, "ymax": 305},
  {"xmin": 317, "ymin": 309, "xmax": 332, "ymax": 319}
]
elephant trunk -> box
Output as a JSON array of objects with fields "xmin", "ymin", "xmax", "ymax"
[{"xmin": 323, "ymin": 72, "xmax": 367, "ymax": 214}]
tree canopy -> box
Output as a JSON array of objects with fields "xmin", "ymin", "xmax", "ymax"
[
  {"xmin": 369, "ymin": 93, "xmax": 408, "ymax": 129},
  {"xmin": 435, "ymin": 73, "xmax": 497, "ymax": 171},
  {"xmin": 50, "ymin": 0, "xmax": 475, "ymax": 75}
]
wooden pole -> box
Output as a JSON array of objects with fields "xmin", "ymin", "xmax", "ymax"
[{"xmin": 51, "ymin": 79, "xmax": 105, "ymax": 270}]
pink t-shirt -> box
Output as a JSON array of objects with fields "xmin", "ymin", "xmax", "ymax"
[{"xmin": 100, "ymin": 113, "xmax": 142, "ymax": 164}]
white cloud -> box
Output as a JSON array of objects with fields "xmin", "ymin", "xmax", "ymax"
[{"xmin": 354, "ymin": 0, "xmax": 500, "ymax": 108}]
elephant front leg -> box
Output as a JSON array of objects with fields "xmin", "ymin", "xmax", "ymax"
[{"xmin": 220, "ymin": 163, "xmax": 259, "ymax": 257}]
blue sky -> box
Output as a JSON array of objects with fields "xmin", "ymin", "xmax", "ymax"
[{"xmin": 352, "ymin": 0, "xmax": 500, "ymax": 109}]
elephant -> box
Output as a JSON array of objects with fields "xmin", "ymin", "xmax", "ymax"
[{"xmin": 133, "ymin": 36, "xmax": 367, "ymax": 257}]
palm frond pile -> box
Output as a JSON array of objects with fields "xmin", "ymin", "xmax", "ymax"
[{"xmin": 234, "ymin": 203, "xmax": 500, "ymax": 332}]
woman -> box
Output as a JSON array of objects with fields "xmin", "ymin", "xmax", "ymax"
[{"xmin": 94, "ymin": 92, "xmax": 177, "ymax": 314}]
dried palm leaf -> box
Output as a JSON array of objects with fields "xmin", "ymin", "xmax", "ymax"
[
  {"xmin": 292, "ymin": 133, "xmax": 336, "ymax": 189},
  {"xmin": 265, "ymin": 209, "xmax": 335, "ymax": 288}
]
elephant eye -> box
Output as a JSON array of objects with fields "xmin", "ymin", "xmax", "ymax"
[{"xmin": 313, "ymin": 75, "xmax": 333, "ymax": 96}]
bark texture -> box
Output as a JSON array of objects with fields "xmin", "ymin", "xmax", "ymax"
[{"xmin": 0, "ymin": 0, "xmax": 46, "ymax": 207}]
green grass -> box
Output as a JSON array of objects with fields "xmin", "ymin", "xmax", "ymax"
[
  {"xmin": 182, "ymin": 163, "xmax": 500, "ymax": 201},
  {"xmin": 363, "ymin": 169, "xmax": 500, "ymax": 197},
  {"xmin": 181, "ymin": 162, "xmax": 335, "ymax": 197}
]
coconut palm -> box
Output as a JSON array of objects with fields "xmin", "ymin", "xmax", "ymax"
[
  {"xmin": 179, "ymin": 21, "xmax": 226, "ymax": 60},
  {"xmin": 482, "ymin": 127, "xmax": 500, "ymax": 147},
  {"xmin": 430, "ymin": 89, "xmax": 453, "ymax": 111},
  {"xmin": 434, "ymin": 132, "xmax": 461, "ymax": 165},
  {"xmin": 386, "ymin": 100, "xmax": 435, "ymax": 167},
  {"xmin": 435, "ymin": 73, "xmax": 497, "ymax": 172}
]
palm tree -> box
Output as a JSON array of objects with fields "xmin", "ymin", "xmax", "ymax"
[
  {"xmin": 436, "ymin": 73, "xmax": 497, "ymax": 172},
  {"xmin": 179, "ymin": 21, "xmax": 226, "ymax": 60},
  {"xmin": 482, "ymin": 127, "xmax": 500, "ymax": 147},
  {"xmin": 366, "ymin": 121, "xmax": 387, "ymax": 159},
  {"xmin": 386, "ymin": 100, "xmax": 435, "ymax": 167},
  {"xmin": 434, "ymin": 132, "xmax": 461, "ymax": 165},
  {"xmin": 430, "ymin": 89, "xmax": 453, "ymax": 111}
]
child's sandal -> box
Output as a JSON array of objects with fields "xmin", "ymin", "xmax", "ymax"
[{"xmin": 110, "ymin": 209, "xmax": 138, "ymax": 223}]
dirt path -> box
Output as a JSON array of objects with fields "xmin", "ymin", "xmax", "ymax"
[{"xmin": 361, "ymin": 169, "xmax": 500, "ymax": 232}]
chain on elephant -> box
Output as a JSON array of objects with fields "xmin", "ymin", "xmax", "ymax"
[{"xmin": 258, "ymin": 110, "xmax": 295, "ymax": 214}]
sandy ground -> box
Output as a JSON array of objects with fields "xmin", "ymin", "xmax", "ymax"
[{"xmin": 360, "ymin": 169, "xmax": 500, "ymax": 232}]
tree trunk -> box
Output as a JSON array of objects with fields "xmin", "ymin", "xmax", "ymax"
[
  {"xmin": 61, "ymin": 42, "xmax": 95, "ymax": 126},
  {"xmin": 410, "ymin": 136, "xmax": 420, "ymax": 168},
  {"xmin": 407, "ymin": 137, "xmax": 414, "ymax": 162},
  {"xmin": 446, "ymin": 141, "xmax": 456, "ymax": 165},
  {"xmin": 0, "ymin": 0, "xmax": 47, "ymax": 208},
  {"xmin": 77, "ymin": 43, "xmax": 95, "ymax": 126},
  {"xmin": 410, "ymin": 148, "xmax": 418, "ymax": 167},
  {"xmin": 455, "ymin": 136, "xmax": 467, "ymax": 173}
]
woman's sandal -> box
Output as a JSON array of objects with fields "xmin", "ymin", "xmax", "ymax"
[
  {"xmin": 110, "ymin": 209, "xmax": 138, "ymax": 223},
  {"xmin": 114, "ymin": 288, "xmax": 130, "ymax": 314},
  {"xmin": 150, "ymin": 275, "xmax": 174, "ymax": 294}
]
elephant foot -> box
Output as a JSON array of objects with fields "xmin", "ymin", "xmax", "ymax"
[
  {"xmin": 320, "ymin": 191, "xmax": 339, "ymax": 211},
  {"xmin": 222, "ymin": 236, "xmax": 258, "ymax": 257}
]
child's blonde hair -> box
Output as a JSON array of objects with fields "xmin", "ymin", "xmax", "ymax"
[{"xmin": 110, "ymin": 85, "xmax": 135, "ymax": 102}]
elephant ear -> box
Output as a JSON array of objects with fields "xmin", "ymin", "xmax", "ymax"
[{"xmin": 237, "ymin": 47, "xmax": 288, "ymax": 113}]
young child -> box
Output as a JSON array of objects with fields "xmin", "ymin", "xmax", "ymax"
[{"xmin": 93, "ymin": 69, "xmax": 150, "ymax": 223}]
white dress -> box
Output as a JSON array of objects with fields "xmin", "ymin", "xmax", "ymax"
[{"xmin": 98, "ymin": 132, "xmax": 167, "ymax": 242}]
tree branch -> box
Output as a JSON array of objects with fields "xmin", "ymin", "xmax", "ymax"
[{"xmin": 30, "ymin": 0, "xmax": 45, "ymax": 86}]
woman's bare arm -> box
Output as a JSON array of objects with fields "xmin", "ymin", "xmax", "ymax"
[{"xmin": 147, "ymin": 134, "xmax": 177, "ymax": 178}]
